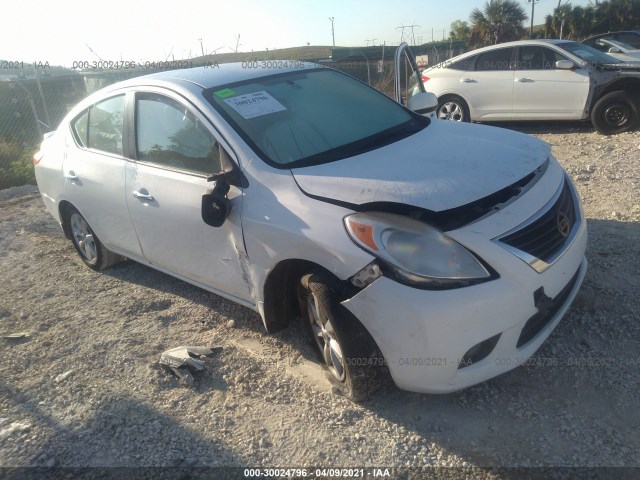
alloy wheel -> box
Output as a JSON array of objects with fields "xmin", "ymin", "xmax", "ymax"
[
  {"xmin": 70, "ymin": 212, "xmax": 97, "ymax": 264},
  {"xmin": 306, "ymin": 294, "xmax": 346, "ymax": 382},
  {"xmin": 438, "ymin": 101, "xmax": 464, "ymax": 121}
]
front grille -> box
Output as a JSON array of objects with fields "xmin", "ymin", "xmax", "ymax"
[
  {"xmin": 517, "ymin": 267, "xmax": 581, "ymax": 348},
  {"xmin": 500, "ymin": 179, "xmax": 576, "ymax": 264}
]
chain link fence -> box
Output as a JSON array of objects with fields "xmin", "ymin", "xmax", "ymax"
[
  {"xmin": 329, "ymin": 43, "xmax": 467, "ymax": 97},
  {"xmin": 0, "ymin": 71, "xmax": 145, "ymax": 189}
]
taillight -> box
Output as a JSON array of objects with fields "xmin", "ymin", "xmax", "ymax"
[
  {"xmin": 421, "ymin": 75, "xmax": 430, "ymax": 83},
  {"xmin": 33, "ymin": 151, "xmax": 44, "ymax": 165}
]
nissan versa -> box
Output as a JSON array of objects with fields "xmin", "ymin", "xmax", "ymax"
[{"xmin": 34, "ymin": 47, "xmax": 587, "ymax": 400}]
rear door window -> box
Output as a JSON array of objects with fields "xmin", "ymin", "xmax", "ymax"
[
  {"xmin": 446, "ymin": 55, "xmax": 478, "ymax": 71},
  {"xmin": 71, "ymin": 95, "xmax": 124, "ymax": 156},
  {"xmin": 474, "ymin": 48, "xmax": 514, "ymax": 71},
  {"xmin": 87, "ymin": 96, "xmax": 125, "ymax": 155}
]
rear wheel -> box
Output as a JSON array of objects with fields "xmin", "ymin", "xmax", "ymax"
[
  {"xmin": 298, "ymin": 271, "xmax": 386, "ymax": 401},
  {"xmin": 591, "ymin": 91, "xmax": 639, "ymax": 135},
  {"xmin": 437, "ymin": 95, "xmax": 470, "ymax": 122},
  {"xmin": 65, "ymin": 206, "xmax": 122, "ymax": 271}
]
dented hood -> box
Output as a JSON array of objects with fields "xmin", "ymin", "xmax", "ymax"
[{"xmin": 291, "ymin": 121, "xmax": 551, "ymax": 212}]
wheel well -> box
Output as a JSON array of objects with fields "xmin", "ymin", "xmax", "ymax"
[
  {"xmin": 58, "ymin": 200, "xmax": 74, "ymax": 240},
  {"xmin": 438, "ymin": 93, "xmax": 467, "ymax": 105},
  {"xmin": 595, "ymin": 79, "xmax": 640, "ymax": 105},
  {"xmin": 262, "ymin": 259, "xmax": 354, "ymax": 334}
]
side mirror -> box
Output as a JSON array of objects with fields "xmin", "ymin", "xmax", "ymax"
[
  {"xmin": 408, "ymin": 92, "xmax": 438, "ymax": 116},
  {"xmin": 555, "ymin": 60, "xmax": 574, "ymax": 70},
  {"xmin": 202, "ymin": 178, "xmax": 231, "ymax": 228},
  {"xmin": 608, "ymin": 46, "xmax": 621, "ymax": 54}
]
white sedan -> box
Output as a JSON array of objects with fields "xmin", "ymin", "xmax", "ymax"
[
  {"xmin": 34, "ymin": 50, "xmax": 587, "ymax": 400},
  {"xmin": 423, "ymin": 39, "xmax": 640, "ymax": 134}
]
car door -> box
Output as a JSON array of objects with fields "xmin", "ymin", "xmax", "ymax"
[
  {"xmin": 394, "ymin": 43, "xmax": 427, "ymax": 107},
  {"xmin": 125, "ymin": 89, "xmax": 251, "ymax": 302},
  {"xmin": 512, "ymin": 45, "xmax": 590, "ymax": 120},
  {"xmin": 459, "ymin": 47, "xmax": 515, "ymax": 120},
  {"xmin": 63, "ymin": 93, "xmax": 143, "ymax": 258}
]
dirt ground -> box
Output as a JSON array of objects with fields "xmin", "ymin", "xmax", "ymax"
[{"xmin": 0, "ymin": 123, "xmax": 638, "ymax": 478}]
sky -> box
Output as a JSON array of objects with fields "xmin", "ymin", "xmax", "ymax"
[{"xmin": 3, "ymin": 0, "xmax": 593, "ymax": 67}]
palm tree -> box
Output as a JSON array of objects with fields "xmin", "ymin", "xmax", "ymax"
[{"xmin": 469, "ymin": 0, "xmax": 528, "ymax": 47}]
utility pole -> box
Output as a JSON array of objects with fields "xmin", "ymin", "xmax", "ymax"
[
  {"xmin": 235, "ymin": 34, "xmax": 241, "ymax": 53},
  {"xmin": 528, "ymin": 0, "xmax": 539, "ymax": 38},
  {"xmin": 198, "ymin": 38, "xmax": 205, "ymax": 57},
  {"xmin": 329, "ymin": 17, "xmax": 335, "ymax": 47}
]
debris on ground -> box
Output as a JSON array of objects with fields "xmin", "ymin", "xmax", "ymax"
[
  {"xmin": 54, "ymin": 370, "xmax": 75, "ymax": 383},
  {"xmin": 159, "ymin": 346, "xmax": 222, "ymax": 386},
  {"xmin": 1, "ymin": 332, "xmax": 31, "ymax": 339}
]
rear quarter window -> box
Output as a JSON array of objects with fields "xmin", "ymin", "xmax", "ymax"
[{"xmin": 444, "ymin": 55, "xmax": 477, "ymax": 71}]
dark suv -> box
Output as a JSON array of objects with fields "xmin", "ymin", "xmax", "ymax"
[{"xmin": 582, "ymin": 31, "xmax": 640, "ymax": 50}]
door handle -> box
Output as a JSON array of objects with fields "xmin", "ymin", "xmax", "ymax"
[
  {"xmin": 460, "ymin": 78, "xmax": 476, "ymax": 83},
  {"xmin": 515, "ymin": 77, "xmax": 534, "ymax": 83},
  {"xmin": 65, "ymin": 171, "xmax": 78, "ymax": 181},
  {"xmin": 132, "ymin": 190, "xmax": 154, "ymax": 202}
]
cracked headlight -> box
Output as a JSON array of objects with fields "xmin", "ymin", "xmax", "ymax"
[{"xmin": 344, "ymin": 212, "xmax": 493, "ymax": 288}]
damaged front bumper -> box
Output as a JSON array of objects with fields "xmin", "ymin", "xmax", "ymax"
[{"xmin": 341, "ymin": 204, "xmax": 588, "ymax": 394}]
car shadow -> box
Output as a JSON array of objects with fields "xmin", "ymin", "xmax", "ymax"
[
  {"xmin": 0, "ymin": 383, "xmax": 245, "ymax": 473},
  {"xmin": 102, "ymin": 261, "xmax": 265, "ymax": 336}
]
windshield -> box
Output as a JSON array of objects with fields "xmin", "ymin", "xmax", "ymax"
[
  {"xmin": 205, "ymin": 68, "xmax": 428, "ymax": 168},
  {"xmin": 558, "ymin": 42, "xmax": 622, "ymax": 65},
  {"xmin": 602, "ymin": 39, "xmax": 635, "ymax": 51}
]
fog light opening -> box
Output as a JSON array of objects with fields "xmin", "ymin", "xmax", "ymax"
[
  {"xmin": 458, "ymin": 334, "xmax": 501, "ymax": 369},
  {"xmin": 350, "ymin": 262, "xmax": 382, "ymax": 288}
]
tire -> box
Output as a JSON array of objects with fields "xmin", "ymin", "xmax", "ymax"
[
  {"xmin": 590, "ymin": 91, "xmax": 639, "ymax": 135},
  {"xmin": 297, "ymin": 272, "xmax": 386, "ymax": 401},
  {"xmin": 437, "ymin": 95, "xmax": 470, "ymax": 122},
  {"xmin": 64, "ymin": 206, "xmax": 122, "ymax": 271}
]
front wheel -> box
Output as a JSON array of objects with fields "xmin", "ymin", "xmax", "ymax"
[
  {"xmin": 298, "ymin": 272, "xmax": 386, "ymax": 401},
  {"xmin": 590, "ymin": 91, "xmax": 639, "ymax": 135},
  {"xmin": 65, "ymin": 206, "xmax": 122, "ymax": 271}
]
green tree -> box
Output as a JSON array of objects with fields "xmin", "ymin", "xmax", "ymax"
[
  {"xmin": 545, "ymin": 0, "xmax": 640, "ymax": 40},
  {"xmin": 449, "ymin": 20, "xmax": 471, "ymax": 41},
  {"xmin": 468, "ymin": 0, "xmax": 528, "ymax": 47}
]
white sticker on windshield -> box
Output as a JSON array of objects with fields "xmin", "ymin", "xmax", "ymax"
[{"xmin": 224, "ymin": 91, "xmax": 286, "ymax": 119}]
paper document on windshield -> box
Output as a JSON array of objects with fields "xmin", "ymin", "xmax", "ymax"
[{"xmin": 224, "ymin": 91, "xmax": 286, "ymax": 119}]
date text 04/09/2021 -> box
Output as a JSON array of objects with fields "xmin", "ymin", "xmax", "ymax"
[{"xmin": 243, "ymin": 467, "xmax": 392, "ymax": 478}]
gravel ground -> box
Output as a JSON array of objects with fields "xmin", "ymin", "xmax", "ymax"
[{"xmin": 0, "ymin": 124, "xmax": 638, "ymax": 478}]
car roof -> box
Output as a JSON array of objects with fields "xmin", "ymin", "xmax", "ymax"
[
  {"xmin": 98, "ymin": 61, "xmax": 319, "ymax": 94},
  {"xmin": 429, "ymin": 39, "xmax": 578, "ymax": 66},
  {"xmin": 456, "ymin": 39, "xmax": 576, "ymax": 53}
]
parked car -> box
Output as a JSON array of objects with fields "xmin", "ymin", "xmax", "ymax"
[
  {"xmin": 580, "ymin": 37, "xmax": 640, "ymax": 62},
  {"xmin": 422, "ymin": 39, "xmax": 640, "ymax": 134},
  {"xmin": 582, "ymin": 30, "xmax": 640, "ymax": 50},
  {"xmin": 34, "ymin": 45, "xmax": 587, "ymax": 400}
]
